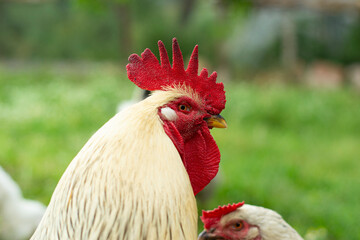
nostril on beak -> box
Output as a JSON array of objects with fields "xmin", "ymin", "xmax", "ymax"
[
  {"xmin": 198, "ymin": 229, "xmax": 221, "ymax": 240},
  {"xmin": 198, "ymin": 230, "xmax": 207, "ymax": 240}
]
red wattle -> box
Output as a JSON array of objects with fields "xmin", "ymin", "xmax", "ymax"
[{"xmin": 163, "ymin": 121, "xmax": 220, "ymax": 195}]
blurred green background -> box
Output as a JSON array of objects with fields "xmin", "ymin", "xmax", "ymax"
[{"xmin": 1, "ymin": 0, "xmax": 360, "ymax": 239}]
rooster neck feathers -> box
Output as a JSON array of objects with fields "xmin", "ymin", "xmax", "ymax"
[{"xmin": 31, "ymin": 93, "xmax": 198, "ymax": 239}]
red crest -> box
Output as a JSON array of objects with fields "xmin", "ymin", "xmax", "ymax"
[
  {"xmin": 126, "ymin": 38, "xmax": 226, "ymax": 115},
  {"xmin": 200, "ymin": 202, "xmax": 245, "ymax": 229}
]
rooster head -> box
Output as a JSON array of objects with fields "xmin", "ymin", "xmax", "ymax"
[{"xmin": 126, "ymin": 38, "xmax": 226, "ymax": 195}]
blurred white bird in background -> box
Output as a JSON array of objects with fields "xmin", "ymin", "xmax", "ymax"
[
  {"xmin": 116, "ymin": 88, "xmax": 151, "ymax": 112},
  {"xmin": 0, "ymin": 166, "xmax": 46, "ymax": 240}
]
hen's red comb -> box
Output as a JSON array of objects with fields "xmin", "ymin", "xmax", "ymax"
[
  {"xmin": 126, "ymin": 38, "xmax": 226, "ymax": 115},
  {"xmin": 200, "ymin": 202, "xmax": 244, "ymax": 229}
]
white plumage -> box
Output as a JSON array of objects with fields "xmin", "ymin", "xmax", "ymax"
[{"xmin": 31, "ymin": 89, "xmax": 198, "ymax": 239}]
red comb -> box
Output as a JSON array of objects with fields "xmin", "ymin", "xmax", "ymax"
[
  {"xmin": 200, "ymin": 202, "xmax": 244, "ymax": 229},
  {"xmin": 126, "ymin": 38, "xmax": 226, "ymax": 115}
]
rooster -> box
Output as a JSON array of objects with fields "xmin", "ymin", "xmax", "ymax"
[
  {"xmin": 31, "ymin": 38, "xmax": 227, "ymax": 239},
  {"xmin": 199, "ymin": 202, "xmax": 303, "ymax": 240}
]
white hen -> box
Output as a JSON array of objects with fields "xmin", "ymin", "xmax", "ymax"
[
  {"xmin": 199, "ymin": 202, "xmax": 303, "ymax": 240},
  {"xmin": 0, "ymin": 167, "xmax": 46, "ymax": 240}
]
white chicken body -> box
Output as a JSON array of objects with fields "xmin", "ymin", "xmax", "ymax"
[
  {"xmin": 0, "ymin": 167, "xmax": 46, "ymax": 240},
  {"xmin": 31, "ymin": 90, "xmax": 198, "ymax": 240}
]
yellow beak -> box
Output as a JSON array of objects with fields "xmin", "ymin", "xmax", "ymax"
[{"xmin": 205, "ymin": 114, "xmax": 227, "ymax": 129}]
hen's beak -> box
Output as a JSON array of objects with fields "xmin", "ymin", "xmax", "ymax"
[
  {"xmin": 198, "ymin": 230, "xmax": 225, "ymax": 240},
  {"xmin": 205, "ymin": 114, "xmax": 227, "ymax": 129}
]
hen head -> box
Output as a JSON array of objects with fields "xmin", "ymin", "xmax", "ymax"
[
  {"xmin": 199, "ymin": 202, "xmax": 262, "ymax": 240},
  {"xmin": 126, "ymin": 38, "xmax": 226, "ymax": 195},
  {"xmin": 199, "ymin": 202, "xmax": 302, "ymax": 240}
]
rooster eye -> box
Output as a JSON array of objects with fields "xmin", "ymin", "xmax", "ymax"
[
  {"xmin": 178, "ymin": 104, "xmax": 191, "ymax": 113},
  {"xmin": 232, "ymin": 221, "xmax": 243, "ymax": 231}
]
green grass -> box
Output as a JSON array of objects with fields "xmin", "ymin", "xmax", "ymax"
[
  {"xmin": 1, "ymin": 63, "xmax": 359, "ymax": 239},
  {"xmin": 210, "ymin": 84, "xmax": 360, "ymax": 239}
]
